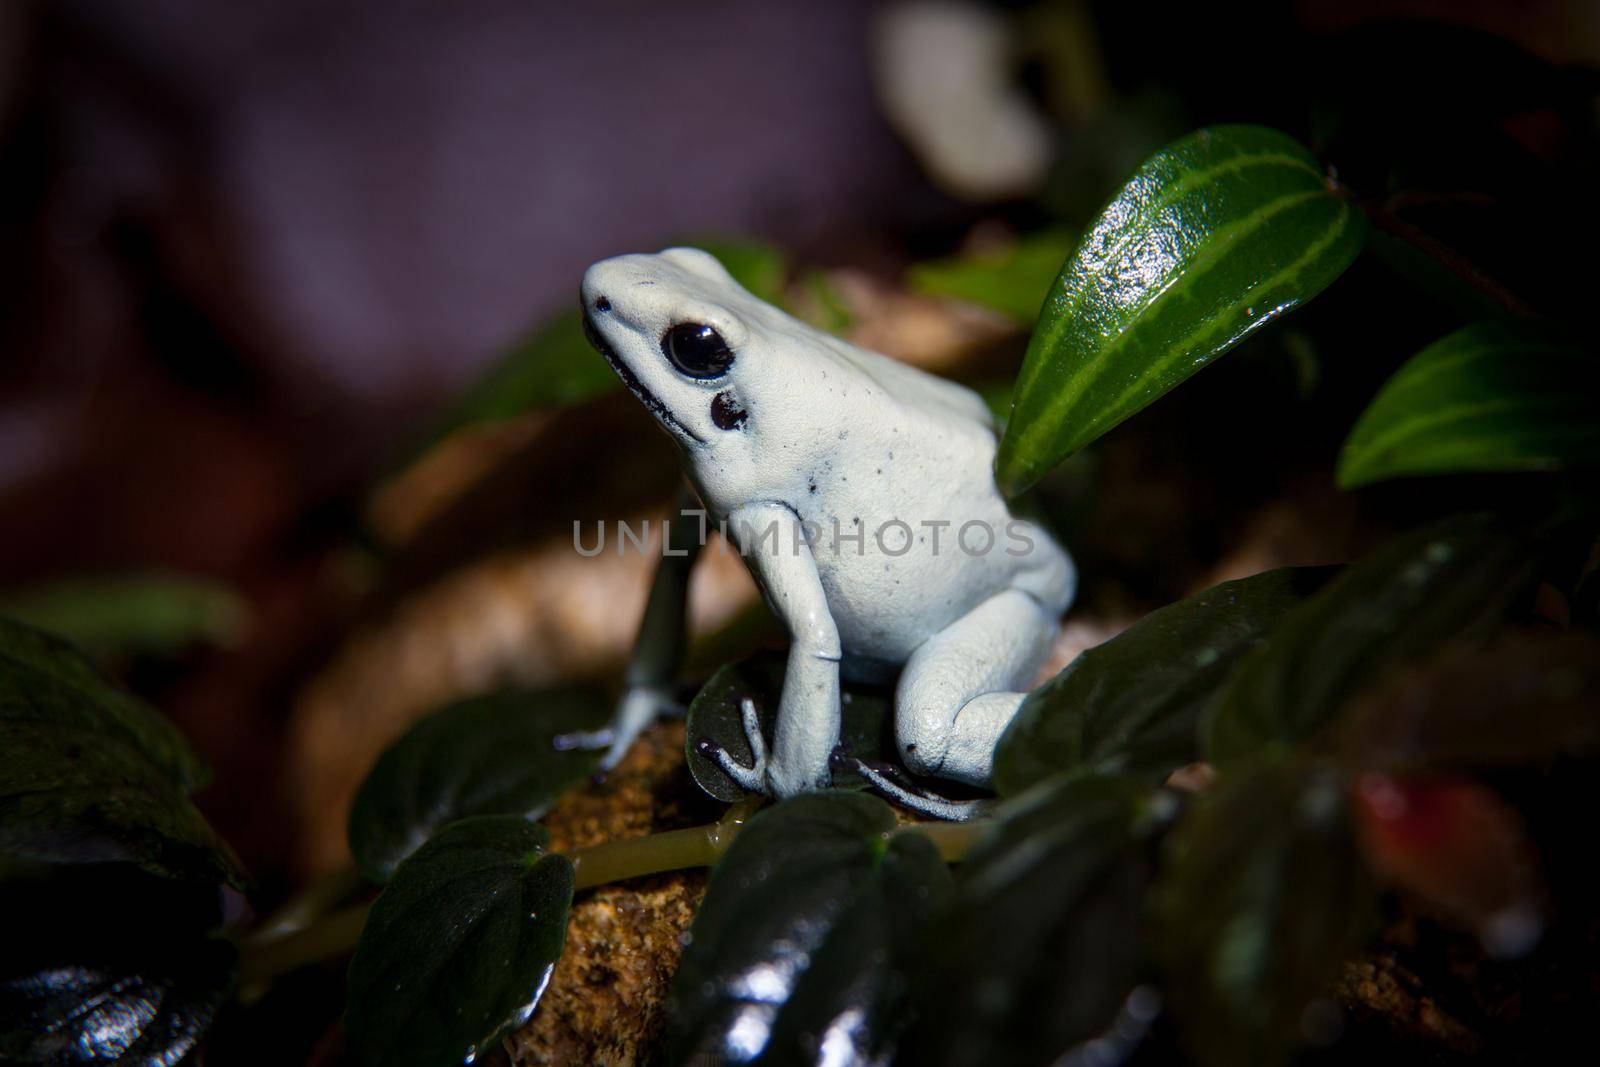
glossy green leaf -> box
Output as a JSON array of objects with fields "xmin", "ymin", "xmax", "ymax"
[
  {"xmin": 0, "ymin": 616, "xmax": 209, "ymax": 790},
  {"xmin": 994, "ymin": 567, "xmax": 1336, "ymax": 796},
  {"xmin": 1154, "ymin": 761, "xmax": 1374, "ymax": 1066},
  {"xmin": 348, "ymin": 688, "xmax": 608, "ymax": 883},
  {"xmin": 416, "ymin": 239, "xmax": 790, "ymax": 449},
  {"xmin": 1, "ymin": 938, "xmax": 235, "ymax": 1066},
  {"xmin": 908, "ymin": 228, "xmax": 1079, "ymax": 324},
  {"xmin": 1338, "ymin": 322, "xmax": 1600, "ymax": 488},
  {"xmin": 665, "ymin": 792, "xmax": 950, "ymax": 1065},
  {"xmin": 685, "ymin": 653, "xmax": 894, "ymax": 803},
  {"xmin": 0, "ymin": 573, "xmax": 248, "ymax": 659},
  {"xmin": 1, "ymin": 867, "xmax": 238, "ymax": 1067},
  {"xmin": 1203, "ymin": 514, "xmax": 1536, "ymax": 768},
  {"xmin": 900, "ymin": 774, "xmax": 1168, "ymax": 1067},
  {"xmin": 996, "ymin": 125, "xmax": 1365, "ymax": 495},
  {"xmin": 345, "ymin": 815, "xmax": 573, "ymax": 1067},
  {"xmin": 0, "ymin": 620, "xmax": 242, "ymax": 887}
]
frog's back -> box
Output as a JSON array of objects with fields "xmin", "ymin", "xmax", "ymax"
[
  {"xmin": 761, "ymin": 338, "xmax": 1067, "ymax": 663},
  {"xmin": 821, "ymin": 334, "xmax": 997, "ymax": 432}
]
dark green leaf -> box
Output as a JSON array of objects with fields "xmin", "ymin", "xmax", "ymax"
[
  {"xmin": 908, "ymin": 228, "xmax": 1079, "ymax": 325},
  {"xmin": 0, "ymin": 867, "xmax": 238, "ymax": 1067},
  {"xmin": 996, "ymin": 125, "xmax": 1365, "ymax": 494},
  {"xmin": 994, "ymin": 567, "xmax": 1335, "ymax": 796},
  {"xmin": 1203, "ymin": 514, "xmax": 1536, "ymax": 768},
  {"xmin": 666, "ymin": 792, "xmax": 950, "ymax": 1065},
  {"xmin": 1154, "ymin": 761, "xmax": 1374, "ymax": 1066},
  {"xmin": 0, "ymin": 620, "xmax": 241, "ymax": 887},
  {"xmin": 348, "ymin": 688, "xmax": 608, "ymax": 883},
  {"xmin": 0, "ymin": 720, "xmax": 246, "ymax": 888},
  {"xmin": 901, "ymin": 774, "xmax": 1168, "ymax": 1067},
  {"xmin": 685, "ymin": 654, "xmax": 893, "ymax": 802},
  {"xmin": 1338, "ymin": 322, "xmax": 1600, "ymax": 488},
  {"xmin": 0, "ymin": 616, "xmax": 210, "ymax": 790},
  {"xmin": 0, "ymin": 573, "xmax": 248, "ymax": 659},
  {"xmin": 345, "ymin": 815, "xmax": 573, "ymax": 1067}
]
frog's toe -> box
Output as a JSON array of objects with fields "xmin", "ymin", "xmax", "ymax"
[
  {"xmin": 701, "ymin": 737, "xmax": 767, "ymax": 793},
  {"xmin": 736, "ymin": 696, "xmax": 768, "ymax": 764},
  {"xmin": 553, "ymin": 727, "xmax": 615, "ymax": 753},
  {"xmin": 851, "ymin": 759, "xmax": 992, "ymax": 822},
  {"xmin": 696, "ymin": 698, "xmax": 770, "ymax": 794}
]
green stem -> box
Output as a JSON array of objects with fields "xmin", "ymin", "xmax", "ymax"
[
  {"xmin": 237, "ymin": 902, "xmax": 369, "ymax": 987},
  {"xmin": 569, "ymin": 796, "xmax": 759, "ymax": 889},
  {"xmin": 245, "ymin": 866, "xmax": 367, "ymax": 945},
  {"xmin": 235, "ymin": 801, "xmax": 988, "ymax": 986}
]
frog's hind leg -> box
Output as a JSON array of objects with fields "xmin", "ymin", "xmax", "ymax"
[{"xmin": 894, "ymin": 587, "xmax": 1057, "ymax": 788}]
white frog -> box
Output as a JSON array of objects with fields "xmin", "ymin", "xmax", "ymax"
[{"xmin": 580, "ymin": 247, "xmax": 1074, "ymax": 818}]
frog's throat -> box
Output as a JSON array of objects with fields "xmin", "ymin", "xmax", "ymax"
[{"xmin": 583, "ymin": 312, "xmax": 704, "ymax": 444}]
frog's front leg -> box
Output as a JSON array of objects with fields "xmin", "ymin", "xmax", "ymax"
[{"xmin": 709, "ymin": 502, "xmax": 841, "ymax": 797}]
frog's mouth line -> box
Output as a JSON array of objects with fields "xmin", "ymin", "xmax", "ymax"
[{"xmin": 583, "ymin": 312, "xmax": 704, "ymax": 444}]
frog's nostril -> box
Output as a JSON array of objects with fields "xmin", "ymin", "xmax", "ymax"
[{"xmin": 593, "ymin": 295, "xmax": 612, "ymax": 313}]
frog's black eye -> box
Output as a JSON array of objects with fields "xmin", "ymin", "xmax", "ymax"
[{"xmin": 661, "ymin": 322, "xmax": 734, "ymax": 379}]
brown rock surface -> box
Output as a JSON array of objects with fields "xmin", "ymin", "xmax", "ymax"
[{"xmin": 505, "ymin": 720, "xmax": 720, "ymax": 1066}]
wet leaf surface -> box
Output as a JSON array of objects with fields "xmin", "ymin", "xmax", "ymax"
[
  {"xmin": 0, "ymin": 866, "xmax": 238, "ymax": 1067},
  {"xmin": 997, "ymin": 125, "xmax": 1364, "ymax": 494},
  {"xmin": 994, "ymin": 567, "xmax": 1335, "ymax": 796},
  {"xmin": 1154, "ymin": 761, "xmax": 1375, "ymax": 1066},
  {"xmin": 348, "ymin": 687, "xmax": 609, "ymax": 883},
  {"xmin": 685, "ymin": 654, "xmax": 895, "ymax": 803},
  {"xmin": 900, "ymin": 774, "xmax": 1168, "ymax": 1067},
  {"xmin": 665, "ymin": 792, "xmax": 950, "ymax": 1065},
  {"xmin": 1339, "ymin": 323, "xmax": 1600, "ymax": 488},
  {"xmin": 345, "ymin": 815, "xmax": 574, "ymax": 1067},
  {"xmin": 1203, "ymin": 514, "xmax": 1537, "ymax": 767}
]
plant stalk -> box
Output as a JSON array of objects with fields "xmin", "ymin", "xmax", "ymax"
[{"xmin": 235, "ymin": 800, "xmax": 988, "ymax": 986}]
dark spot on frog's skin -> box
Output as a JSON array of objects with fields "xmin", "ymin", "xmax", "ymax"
[
  {"xmin": 808, "ymin": 481, "xmax": 818, "ymax": 494},
  {"xmin": 711, "ymin": 391, "xmax": 747, "ymax": 430},
  {"xmin": 593, "ymin": 295, "xmax": 611, "ymax": 313}
]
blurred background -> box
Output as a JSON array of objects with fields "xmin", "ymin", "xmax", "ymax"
[{"xmin": 3, "ymin": 0, "xmax": 1598, "ymax": 984}]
